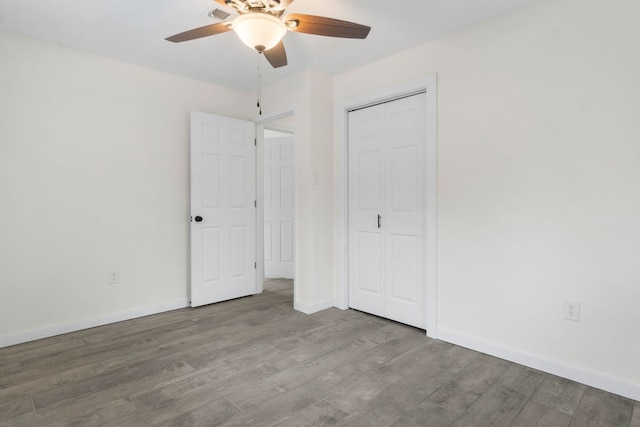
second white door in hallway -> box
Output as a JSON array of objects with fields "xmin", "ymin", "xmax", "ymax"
[{"xmin": 264, "ymin": 136, "xmax": 295, "ymax": 279}]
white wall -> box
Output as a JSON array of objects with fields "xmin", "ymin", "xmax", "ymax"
[
  {"xmin": 0, "ymin": 30, "xmax": 253, "ymax": 345},
  {"xmin": 334, "ymin": 0, "xmax": 640, "ymax": 398},
  {"xmin": 260, "ymin": 69, "xmax": 335, "ymax": 311}
]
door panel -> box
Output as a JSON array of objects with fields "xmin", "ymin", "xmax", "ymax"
[
  {"xmin": 202, "ymin": 227, "xmax": 221, "ymax": 282},
  {"xmin": 202, "ymin": 154, "xmax": 220, "ymax": 208},
  {"xmin": 264, "ymin": 221, "xmax": 273, "ymax": 262},
  {"xmin": 264, "ymin": 136, "xmax": 295, "ymax": 279},
  {"xmin": 280, "ymin": 221, "xmax": 294, "ymax": 262},
  {"xmin": 390, "ymin": 146, "xmax": 418, "ymax": 212},
  {"xmin": 357, "ymin": 151, "xmax": 382, "ymax": 211},
  {"xmin": 191, "ymin": 111, "xmax": 256, "ymax": 307},
  {"xmin": 229, "ymin": 225, "xmax": 247, "ymax": 278},
  {"xmin": 280, "ymin": 167, "xmax": 294, "ymax": 207},
  {"xmin": 348, "ymin": 93, "xmax": 426, "ymax": 329},
  {"xmin": 348, "ymin": 103, "xmax": 385, "ymax": 316},
  {"xmin": 384, "ymin": 94, "xmax": 425, "ymax": 327},
  {"xmin": 389, "ymin": 233, "xmax": 419, "ymax": 302},
  {"xmin": 357, "ymin": 232, "xmax": 383, "ymax": 295}
]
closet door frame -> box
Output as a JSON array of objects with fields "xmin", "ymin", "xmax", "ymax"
[{"xmin": 334, "ymin": 75, "xmax": 438, "ymax": 338}]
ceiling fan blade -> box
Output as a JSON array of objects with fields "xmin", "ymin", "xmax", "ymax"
[
  {"xmin": 263, "ymin": 41, "xmax": 288, "ymax": 68},
  {"xmin": 165, "ymin": 22, "xmax": 232, "ymax": 43},
  {"xmin": 283, "ymin": 14, "xmax": 371, "ymax": 39}
]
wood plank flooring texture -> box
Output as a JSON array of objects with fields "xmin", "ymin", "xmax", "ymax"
[{"xmin": 1, "ymin": 278, "xmax": 638, "ymax": 427}]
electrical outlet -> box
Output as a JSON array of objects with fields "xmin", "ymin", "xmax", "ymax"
[
  {"xmin": 108, "ymin": 270, "xmax": 120, "ymax": 284},
  {"xmin": 563, "ymin": 300, "xmax": 580, "ymax": 322}
]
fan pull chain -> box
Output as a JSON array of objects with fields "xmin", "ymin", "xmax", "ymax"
[{"xmin": 256, "ymin": 52, "xmax": 262, "ymax": 116}]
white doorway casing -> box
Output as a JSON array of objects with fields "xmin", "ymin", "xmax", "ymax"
[
  {"xmin": 334, "ymin": 75, "xmax": 438, "ymax": 337},
  {"xmin": 254, "ymin": 108, "xmax": 298, "ymax": 297}
]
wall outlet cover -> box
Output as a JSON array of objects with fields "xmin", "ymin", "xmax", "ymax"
[
  {"xmin": 563, "ymin": 300, "xmax": 581, "ymax": 322},
  {"xmin": 108, "ymin": 270, "xmax": 120, "ymax": 284}
]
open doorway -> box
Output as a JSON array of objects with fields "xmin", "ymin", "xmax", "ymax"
[
  {"xmin": 263, "ymin": 128, "xmax": 294, "ymax": 280},
  {"xmin": 257, "ymin": 113, "xmax": 295, "ymax": 297}
]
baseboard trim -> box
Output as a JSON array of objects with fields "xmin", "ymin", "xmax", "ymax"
[
  {"xmin": 435, "ymin": 328, "xmax": 640, "ymax": 402},
  {"xmin": 294, "ymin": 299, "xmax": 334, "ymax": 315},
  {"xmin": 0, "ymin": 298, "xmax": 189, "ymax": 349}
]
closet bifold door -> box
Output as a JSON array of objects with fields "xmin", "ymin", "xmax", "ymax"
[{"xmin": 347, "ymin": 93, "xmax": 427, "ymax": 329}]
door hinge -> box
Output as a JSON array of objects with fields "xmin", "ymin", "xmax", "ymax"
[
  {"xmin": 254, "ymin": 262, "xmax": 257, "ymax": 269},
  {"xmin": 254, "ymin": 138, "xmax": 257, "ymax": 146},
  {"xmin": 254, "ymin": 200, "xmax": 257, "ymax": 207}
]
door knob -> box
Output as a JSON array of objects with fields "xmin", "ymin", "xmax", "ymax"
[{"xmin": 194, "ymin": 216, "xmax": 203, "ymax": 222}]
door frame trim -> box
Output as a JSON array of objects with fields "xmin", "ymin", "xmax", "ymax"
[
  {"xmin": 334, "ymin": 75, "xmax": 438, "ymax": 337},
  {"xmin": 254, "ymin": 107, "xmax": 297, "ymax": 298}
]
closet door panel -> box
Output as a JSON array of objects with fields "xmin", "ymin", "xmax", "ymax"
[{"xmin": 349, "ymin": 93, "xmax": 426, "ymax": 329}]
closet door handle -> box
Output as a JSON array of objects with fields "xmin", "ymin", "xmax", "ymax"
[{"xmin": 378, "ymin": 214, "xmax": 382, "ymax": 229}]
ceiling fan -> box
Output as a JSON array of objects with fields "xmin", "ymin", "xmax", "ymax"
[{"xmin": 165, "ymin": 0, "xmax": 371, "ymax": 68}]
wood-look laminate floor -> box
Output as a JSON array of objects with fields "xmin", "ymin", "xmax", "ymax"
[{"xmin": 1, "ymin": 278, "xmax": 638, "ymax": 427}]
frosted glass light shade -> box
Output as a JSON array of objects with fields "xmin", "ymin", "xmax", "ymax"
[{"xmin": 233, "ymin": 13, "xmax": 287, "ymax": 52}]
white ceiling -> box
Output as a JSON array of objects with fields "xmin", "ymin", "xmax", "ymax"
[{"xmin": 0, "ymin": 0, "xmax": 538, "ymax": 91}]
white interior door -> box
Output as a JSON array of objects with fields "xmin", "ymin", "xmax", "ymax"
[
  {"xmin": 348, "ymin": 93, "xmax": 427, "ymax": 329},
  {"xmin": 348, "ymin": 104, "xmax": 385, "ymax": 317},
  {"xmin": 191, "ymin": 111, "xmax": 256, "ymax": 307},
  {"xmin": 264, "ymin": 136, "xmax": 295, "ymax": 279}
]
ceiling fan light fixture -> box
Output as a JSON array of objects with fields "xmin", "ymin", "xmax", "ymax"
[{"xmin": 233, "ymin": 13, "xmax": 287, "ymax": 52}]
